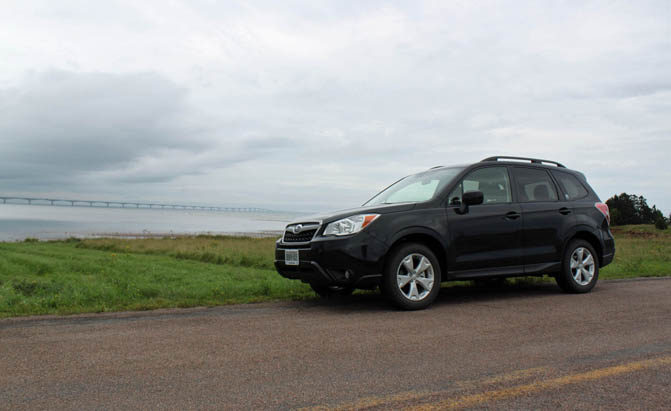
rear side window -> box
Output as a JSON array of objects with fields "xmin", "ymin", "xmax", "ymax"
[
  {"xmin": 551, "ymin": 171, "xmax": 588, "ymax": 200},
  {"xmin": 511, "ymin": 168, "xmax": 558, "ymax": 202}
]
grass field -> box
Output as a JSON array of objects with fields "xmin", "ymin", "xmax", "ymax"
[
  {"xmin": 1, "ymin": 225, "xmax": 670, "ymax": 317},
  {"xmin": 0, "ymin": 237, "xmax": 312, "ymax": 318},
  {"xmin": 602, "ymin": 225, "xmax": 671, "ymax": 278}
]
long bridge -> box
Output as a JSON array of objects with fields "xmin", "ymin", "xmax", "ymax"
[{"xmin": 0, "ymin": 196, "xmax": 272, "ymax": 213}]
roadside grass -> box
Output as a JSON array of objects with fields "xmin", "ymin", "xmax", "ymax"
[
  {"xmin": 75, "ymin": 235, "xmax": 277, "ymax": 270},
  {"xmin": 0, "ymin": 225, "xmax": 669, "ymax": 317},
  {"xmin": 601, "ymin": 225, "xmax": 671, "ymax": 278},
  {"xmin": 0, "ymin": 241, "xmax": 311, "ymax": 318}
]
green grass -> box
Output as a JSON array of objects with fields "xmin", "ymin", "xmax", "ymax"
[
  {"xmin": 600, "ymin": 225, "xmax": 671, "ymax": 278},
  {"xmin": 0, "ymin": 225, "xmax": 669, "ymax": 318},
  {"xmin": 76, "ymin": 235, "xmax": 277, "ymax": 269},
  {"xmin": 0, "ymin": 238, "xmax": 312, "ymax": 318}
]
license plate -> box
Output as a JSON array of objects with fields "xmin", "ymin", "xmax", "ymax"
[{"xmin": 285, "ymin": 249, "xmax": 299, "ymax": 266}]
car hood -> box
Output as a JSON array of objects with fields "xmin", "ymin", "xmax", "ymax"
[{"xmin": 289, "ymin": 203, "xmax": 416, "ymax": 225}]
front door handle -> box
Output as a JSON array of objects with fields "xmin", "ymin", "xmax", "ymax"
[
  {"xmin": 559, "ymin": 207, "xmax": 572, "ymax": 215},
  {"xmin": 505, "ymin": 211, "xmax": 521, "ymax": 220}
]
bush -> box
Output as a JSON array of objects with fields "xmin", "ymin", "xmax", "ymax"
[{"xmin": 655, "ymin": 217, "xmax": 668, "ymax": 230}]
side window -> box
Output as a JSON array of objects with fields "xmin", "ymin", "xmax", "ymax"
[
  {"xmin": 511, "ymin": 168, "xmax": 559, "ymax": 202},
  {"xmin": 448, "ymin": 167, "xmax": 511, "ymax": 205},
  {"xmin": 551, "ymin": 171, "xmax": 588, "ymax": 200}
]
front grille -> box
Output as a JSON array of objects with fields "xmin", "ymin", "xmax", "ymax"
[
  {"xmin": 283, "ymin": 222, "xmax": 320, "ymax": 243},
  {"xmin": 283, "ymin": 229, "xmax": 317, "ymax": 243}
]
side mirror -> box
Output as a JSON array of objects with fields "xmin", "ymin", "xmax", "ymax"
[{"xmin": 459, "ymin": 190, "xmax": 484, "ymax": 214}]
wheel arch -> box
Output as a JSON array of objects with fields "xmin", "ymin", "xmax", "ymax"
[
  {"xmin": 566, "ymin": 229, "xmax": 603, "ymax": 266},
  {"xmin": 386, "ymin": 228, "xmax": 447, "ymax": 279}
]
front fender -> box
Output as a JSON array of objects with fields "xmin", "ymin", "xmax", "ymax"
[{"xmin": 387, "ymin": 226, "xmax": 448, "ymax": 250}]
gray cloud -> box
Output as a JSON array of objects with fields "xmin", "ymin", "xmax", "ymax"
[
  {"xmin": 0, "ymin": 1, "xmax": 669, "ymax": 212},
  {"xmin": 0, "ymin": 70, "xmax": 209, "ymax": 187}
]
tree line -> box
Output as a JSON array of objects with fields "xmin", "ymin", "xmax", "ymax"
[{"xmin": 606, "ymin": 193, "xmax": 669, "ymax": 230}]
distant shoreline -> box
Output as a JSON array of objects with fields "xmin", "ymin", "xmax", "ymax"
[
  {"xmin": 0, "ymin": 203, "xmax": 295, "ymax": 242},
  {"xmin": 3, "ymin": 230, "xmax": 284, "ymax": 242}
]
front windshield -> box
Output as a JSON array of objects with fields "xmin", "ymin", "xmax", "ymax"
[{"xmin": 364, "ymin": 167, "xmax": 464, "ymax": 206}]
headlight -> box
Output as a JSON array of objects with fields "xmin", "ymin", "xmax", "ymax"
[{"xmin": 323, "ymin": 214, "xmax": 380, "ymax": 236}]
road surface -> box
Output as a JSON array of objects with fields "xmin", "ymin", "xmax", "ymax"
[{"xmin": 2, "ymin": 278, "xmax": 670, "ymax": 410}]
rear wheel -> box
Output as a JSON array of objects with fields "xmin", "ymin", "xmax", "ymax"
[
  {"xmin": 381, "ymin": 243, "xmax": 441, "ymax": 310},
  {"xmin": 555, "ymin": 239, "xmax": 599, "ymax": 293},
  {"xmin": 309, "ymin": 283, "xmax": 355, "ymax": 298}
]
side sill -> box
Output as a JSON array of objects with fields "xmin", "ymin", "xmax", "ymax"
[
  {"xmin": 524, "ymin": 262, "xmax": 561, "ymax": 274},
  {"xmin": 448, "ymin": 265, "xmax": 524, "ymax": 280}
]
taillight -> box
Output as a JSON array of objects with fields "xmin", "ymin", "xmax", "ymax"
[{"xmin": 595, "ymin": 202, "xmax": 610, "ymax": 225}]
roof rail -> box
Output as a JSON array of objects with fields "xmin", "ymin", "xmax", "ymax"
[
  {"xmin": 481, "ymin": 156, "xmax": 566, "ymax": 168},
  {"xmin": 430, "ymin": 165, "xmax": 444, "ymax": 169}
]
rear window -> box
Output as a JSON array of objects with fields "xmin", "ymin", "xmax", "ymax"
[{"xmin": 551, "ymin": 171, "xmax": 588, "ymax": 200}]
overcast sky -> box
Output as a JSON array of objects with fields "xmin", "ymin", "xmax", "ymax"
[{"xmin": 1, "ymin": 0, "xmax": 669, "ymax": 212}]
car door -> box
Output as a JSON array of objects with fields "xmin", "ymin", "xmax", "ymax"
[
  {"xmin": 446, "ymin": 166, "xmax": 523, "ymax": 276},
  {"xmin": 510, "ymin": 167, "xmax": 575, "ymax": 272}
]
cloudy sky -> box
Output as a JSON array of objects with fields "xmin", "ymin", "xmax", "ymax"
[{"xmin": 1, "ymin": 0, "xmax": 669, "ymax": 212}]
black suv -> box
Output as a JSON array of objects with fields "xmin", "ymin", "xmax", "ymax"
[{"xmin": 275, "ymin": 156, "xmax": 615, "ymax": 310}]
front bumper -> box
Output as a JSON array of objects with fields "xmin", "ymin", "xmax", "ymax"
[{"xmin": 274, "ymin": 232, "xmax": 387, "ymax": 289}]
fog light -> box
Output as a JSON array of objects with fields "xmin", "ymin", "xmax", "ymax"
[{"xmin": 345, "ymin": 269, "xmax": 353, "ymax": 280}]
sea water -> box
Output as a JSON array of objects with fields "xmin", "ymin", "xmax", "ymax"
[{"xmin": 0, "ymin": 204, "xmax": 301, "ymax": 241}]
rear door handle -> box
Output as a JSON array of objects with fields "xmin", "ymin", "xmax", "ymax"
[
  {"xmin": 559, "ymin": 207, "xmax": 572, "ymax": 215},
  {"xmin": 505, "ymin": 211, "xmax": 521, "ymax": 220}
]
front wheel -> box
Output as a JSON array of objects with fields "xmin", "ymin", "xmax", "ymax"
[
  {"xmin": 381, "ymin": 243, "xmax": 441, "ymax": 310},
  {"xmin": 555, "ymin": 239, "xmax": 599, "ymax": 293}
]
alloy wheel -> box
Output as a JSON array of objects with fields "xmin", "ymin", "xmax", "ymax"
[
  {"xmin": 396, "ymin": 253, "xmax": 435, "ymax": 301},
  {"xmin": 570, "ymin": 247, "xmax": 595, "ymax": 286}
]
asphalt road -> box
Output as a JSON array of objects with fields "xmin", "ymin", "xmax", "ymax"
[{"xmin": 2, "ymin": 278, "xmax": 671, "ymax": 410}]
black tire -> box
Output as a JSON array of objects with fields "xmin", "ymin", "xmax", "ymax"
[
  {"xmin": 309, "ymin": 283, "xmax": 355, "ymax": 299},
  {"xmin": 381, "ymin": 243, "xmax": 442, "ymax": 310},
  {"xmin": 555, "ymin": 239, "xmax": 599, "ymax": 293}
]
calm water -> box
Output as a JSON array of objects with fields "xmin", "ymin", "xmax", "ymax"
[{"xmin": 0, "ymin": 204, "xmax": 301, "ymax": 241}]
